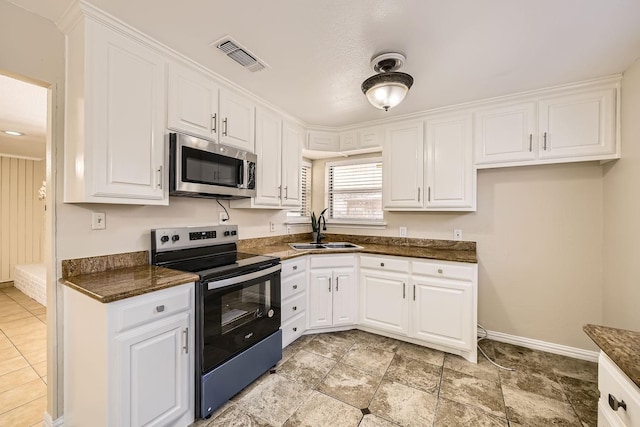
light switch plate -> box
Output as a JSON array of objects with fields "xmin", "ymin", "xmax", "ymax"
[
  {"xmin": 399, "ymin": 226, "xmax": 407, "ymax": 237},
  {"xmin": 91, "ymin": 212, "xmax": 106, "ymax": 230}
]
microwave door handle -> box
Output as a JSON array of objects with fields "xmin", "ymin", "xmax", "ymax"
[{"xmin": 238, "ymin": 161, "xmax": 245, "ymax": 188}]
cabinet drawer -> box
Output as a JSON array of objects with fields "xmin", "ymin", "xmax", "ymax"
[
  {"xmin": 310, "ymin": 254, "xmax": 356, "ymax": 269},
  {"xmin": 282, "ymin": 293, "xmax": 306, "ymax": 323},
  {"xmin": 282, "ymin": 312, "xmax": 306, "ymax": 348},
  {"xmin": 281, "ymin": 271, "xmax": 307, "ymax": 300},
  {"xmin": 360, "ymin": 255, "xmax": 409, "ymax": 273},
  {"xmin": 282, "ymin": 258, "xmax": 307, "ymax": 277},
  {"xmin": 598, "ymin": 352, "xmax": 640, "ymax": 427},
  {"xmin": 115, "ymin": 284, "xmax": 193, "ymax": 333},
  {"xmin": 412, "ymin": 260, "xmax": 475, "ymax": 281}
]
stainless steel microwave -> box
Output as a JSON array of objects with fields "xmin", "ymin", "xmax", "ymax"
[{"xmin": 169, "ymin": 132, "xmax": 257, "ymax": 199}]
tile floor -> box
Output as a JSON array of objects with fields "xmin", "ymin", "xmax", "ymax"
[
  {"xmin": 194, "ymin": 330, "xmax": 599, "ymax": 427},
  {"xmin": 0, "ymin": 284, "xmax": 47, "ymax": 426}
]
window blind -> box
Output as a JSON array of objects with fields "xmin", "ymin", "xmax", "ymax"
[
  {"xmin": 328, "ymin": 160, "xmax": 383, "ymax": 221},
  {"xmin": 288, "ymin": 162, "xmax": 311, "ymax": 218}
]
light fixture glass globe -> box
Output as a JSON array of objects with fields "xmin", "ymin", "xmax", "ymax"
[{"xmin": 361, "ymin": 72, "xmax": 413, "ymax": 111}]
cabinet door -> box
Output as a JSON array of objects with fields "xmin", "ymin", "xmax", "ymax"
[
  {"xmin": 339, "ymin": 132, "xmax": 358, "ymax": 151},
  {"xmin": 383, "ymin": 121, "xmax": 424, "ymax": 209},
  {"xmin": 332, "ymin": 268, "xmax": 356, "ymax": 326},
  {"xmin": 90, "ymin": 23, "xmax": 166, "ymax": 202},
  {"xmin": 308, "ymin": 269, "xmax": 333, "ymax": 329},
  {"xmin": 359, "ymin": 269, "xmax": 409, "ymax": 335},
  {"xmin": 474, "ymin": 102, "xmax": 537, "ymax": 165},
  {"xmin": 307, "ymin": 131, "xmax": 339, "ymax": 151},
  {"xmin": 219, "ymin": 88, "xmax": 255, "ymax": 152},
  {"xmin": 410, "ymin": 276, "xmax": 473, "ymax": 351},
  {"xmin": 254, "ymin": 108, "xmax": 282, "ymax": 206},
  {"xmin": 425, "ymin": 114, "xmax": 475, "ymax": 210},
  {"xmin": 167, "ymin": 63, "xmax": 218, "ymax": 141},
  {"xmin": 115, "ymin": 312, "xmax": 191, "ymax": 427},
  {"xmin": 281, "ymin": 121, "xmax": 303, "ymax": 207},
  {"xmin": 538, "ymin": 88, "xmax": 616, "ymax": 160},
  {"xmin": 359, "ymin": 127, "xmax": 383, "ymax": 149}
]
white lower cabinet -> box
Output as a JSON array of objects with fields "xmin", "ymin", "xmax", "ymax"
[
  {"xmin": 64, "ymin": 283, "xmax": 195, "ymax": 427},
  {"xmin": 280, "ymin": 257, "xmax": 308, "ymax": 347},
  {"xmin": 597, "ymin": 352, "xmax": 640, "ymax": 427},
  {"xmin": 308, "ymin": 255, "xmax": 357, "ymax": 330}
]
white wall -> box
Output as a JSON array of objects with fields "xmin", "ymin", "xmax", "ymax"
[
  {"xmin": 313, "ymin": 155, "xmax": 605, "ymax": 350},
  {"xmin": 602, "ymin": 58, "xmax": 640, "ymax": 331},
  {"xmin": 0, "ymin": 156, "xmax": 45, "ymax": 282}
]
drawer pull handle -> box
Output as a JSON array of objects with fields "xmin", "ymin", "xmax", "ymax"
[
  {"xmin": 608, "ymin": 394, "xmax": 627, "ymax": 411},
  {"xmin": 292, "ymin": 306, "xmax": 297, "ymax": 311},
  {"xmin": 156, "ymin": 305, "xmax": 165, "ymax": 313},
  {"xmin": 293, "ymin": 327, "xmax": 298, "ymax": 332},
  {"xmin": 380, "ymin": 262, "xmax": 385, "ymax": 267},
  {"xmin": 293, "ymin": 265, "xmax": 298, "ymax": 270},
  {"xmin": 293, "ymin": 285, "xmax": 298, "ymax": 290},
  {"xmin": 438, "ymin": 269, "xmax": 443, "ymax": 274}
]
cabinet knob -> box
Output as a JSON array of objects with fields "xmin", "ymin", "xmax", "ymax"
[
  {"xmin": 293, "ymin": 265, "xmax": 298, "ymax": 270},
  {"xmin": 608, "ymin": 394, "xmax": 627, "ymax": 412},
  {"xmin": 156, "ymin": 305, "xmax": 165, "ymax": 313},
  {"xmin": 293, "ymin": 327, "xmax": 298, "ymax": 332},
  {"xmin": 293, "ymin": 284, "xmax": 298, "ymax": 290},
  {"xmin": 438, "ymin": 269, "xmax": 443, "ymax": 274},
  {"xmin": 380, "ymin": 262, "xmax": 385, "ymax": 267},
  {"xmin": 292, "ymin": 306, "xmax": 297, "ymax": 311}
]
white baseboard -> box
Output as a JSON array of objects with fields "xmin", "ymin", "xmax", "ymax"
[
  {"xmin": 43, "ymin": 412, "xmax": 63, "ymax": 427},
  {"xmin": 478, "ymin": 328, "xmax": 599, "ymax": 363}
]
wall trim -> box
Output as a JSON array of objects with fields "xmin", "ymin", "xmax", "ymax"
[
  {"xmin": 479, "ymin": 328, "xmax": 599, "ymax": 362},
  {"xmin": 43, "ymin": 412, "xmax": 63, "ymax": 427}
]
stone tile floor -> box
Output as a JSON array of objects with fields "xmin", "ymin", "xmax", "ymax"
[
  {"xmin": 194, "ymin": 330, "xmax": 599, "ymax": 427},
  {"xmin": 0, "ymin": 284, "xmax": 47, "ymax": 426}
]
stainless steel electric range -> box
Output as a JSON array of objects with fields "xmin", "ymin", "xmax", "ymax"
[{"xmin": 150, "ymin": 225, "xmax": 282, "ymax": 419}]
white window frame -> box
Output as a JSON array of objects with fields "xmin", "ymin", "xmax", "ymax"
[{"xmin": 324, "ymin": 157, "xmax": 386, "ymax": 228}]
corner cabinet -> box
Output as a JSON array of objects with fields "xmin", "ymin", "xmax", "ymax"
[
  {"xmin": 63, "ymin": 15, "xmax": 168, "ymax": 204},
  {"xmin": 63, "ymin": 283, "xmax": 195, "ymax": 427},
  {"xmin": 383, "ymin": 116, "xmax": 476, "ymax": 212},
  {"xmin": 307, "ymin": 255, "xmax": 357, "ymax": 330},
  {"xmin": 231, "ymin": 109, "xmax": 302, "ymax": 209}
]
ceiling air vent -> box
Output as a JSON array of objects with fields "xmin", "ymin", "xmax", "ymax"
[{"xmin": 211, "ymin": 36, "xmax": 268, "ymax": 72}]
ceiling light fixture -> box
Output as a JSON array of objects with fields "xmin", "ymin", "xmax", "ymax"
[
  {"xmin": 3, "ymin": 130, "xmax": 24, "ymax": 136},
  {"xmin": 361, "ymin": 52, "xmax": 414, "ymax": 111}
]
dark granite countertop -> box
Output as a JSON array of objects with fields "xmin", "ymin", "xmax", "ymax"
[
  {"xmin": 584, "ymin": 324, "xmax": 640, "ymax": 388},
  {"xmin": 62, "ymin": 265, "xmax": 199, "ymax": 303},
  {"xmin": 239, "ymin": 233, "xmax": 477, "ymax": 263}
]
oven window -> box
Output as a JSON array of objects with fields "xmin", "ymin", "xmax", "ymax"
[
  {"xmin": 182, "ymin": 146, "xmax": 242, "ymax": 188},
  {"xmin": 221, "ymin": 281, "xmax": 270, "ymax": 334}
]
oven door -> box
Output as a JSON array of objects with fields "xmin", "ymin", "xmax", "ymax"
[{"xmin": 200, "ymin": 264, "xmax": 281, "ymax": 373}]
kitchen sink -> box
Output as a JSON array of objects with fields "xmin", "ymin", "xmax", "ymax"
[{"xmin": 289, "ymin": 242, "xmax": 363, "ymax": 251}]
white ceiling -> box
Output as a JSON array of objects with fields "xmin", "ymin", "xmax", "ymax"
[
  {"xmin": 9, "ymin": 0, "xmax": 640, "ymax": 128},
  {"xmin": 0, "ymin": 74, "xmax": 47, "ymax": 160}
]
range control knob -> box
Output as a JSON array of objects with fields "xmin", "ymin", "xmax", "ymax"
[
  {"xmin": 171, "ymin": 235, "xmax": 180, "ymax": 242},
  {"xmin": 230, "ymin": 230, "xmax": 237, "ymax": 236},
  {"xmin": 224, "ymin": 231, "xmax": 230, "ymax": 237},
  {"xmin": 160, "ymin": 236, "xmax": 169, "ymax": 243}
]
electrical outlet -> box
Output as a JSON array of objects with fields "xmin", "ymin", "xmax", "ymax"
[
  {"xmin": 287, "ymin": 226, "xmax": 291, "ymax": 235},
  {"xmin": 454, "ymin": 229, "xmax": 463, "ymax": 240},
  {"xmin": 91, "ymin": 212, "xmax": 106, "ymax": 230},
  {"xmin": 219, "ymin": 212, "xmax": 226, "ymax": 223},
  {"xmin": 269, "ymin": 222, "xmax": 276, "ymax": 232},
  {"xmin": 399, "ymin": 226, "xmax": 407, "ymax": 237}
]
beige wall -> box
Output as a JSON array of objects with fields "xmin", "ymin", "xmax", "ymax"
[
  {"xmin": 603, "ymin": 58, "xmax": 640, "ymax": 330},
  {"xmin": 0, "ymin": 156, "xmax": 45, "ymax": 282},
  {"xmin": 313, "ymin": 155, "xmax": 605, "ymax": 350}
]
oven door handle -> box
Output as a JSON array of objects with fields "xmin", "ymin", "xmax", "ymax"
[{"xmin": 206, "ymin": 264, "xmax": 281, "ymax": 290}]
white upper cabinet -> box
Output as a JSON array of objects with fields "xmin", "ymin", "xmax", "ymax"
[
  {"xmin": 219, "ymin": 88, "xmax": 255, "ymax": 152},
  {"xmin": 475, "ymin": 102, "xmax": 538, "ymax": 165},
  {"xmin": 425, "ymin": 113, "xmax": 475, "ymax": 210},
  {"xmin": 167, "ymin": 63, "xmax": 219, "ymax": 141},
  {"xmin": 231, "ymin": 110, "xmax": 302, "ymax": 209},
  {"xmin": 383, "ymin": 117, "xmax": 476, "ymax": 211},
  {"xmin": 307, "ymin": 130, "xmax": 340, "ymax": 151},
  {"xmin": 339, "ymin": 131, "xmax": 358, "ymax": 151},
  {"xmin": 359, "ymin": 127, "xmax": 383, "ymax": 149},
  {"xmin": 63, "ymin": 16, "xmax": 168, "ymax": 205},
  {"xmin": 475, "ymin": 79, "xmax": 619, "ymax": 168},
  {"xmin": 538, "ymin": 88, "xmax": 616, "ymax": 160},
  {"xmin": 383, "ymin": 121, "xmax": 425, "ymax": 209}
]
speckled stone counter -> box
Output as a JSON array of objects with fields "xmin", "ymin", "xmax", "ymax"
[
  {"xmin": 239, "ymin": 233, "xmax": 477, "ymax": 263},
  {"xmin": 61, "ymin": 251, "xmax": 199, "ymax": 303},
  {"xmin": 584, "ymin": 324, "xmax": 640, "ymax": 388}
]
